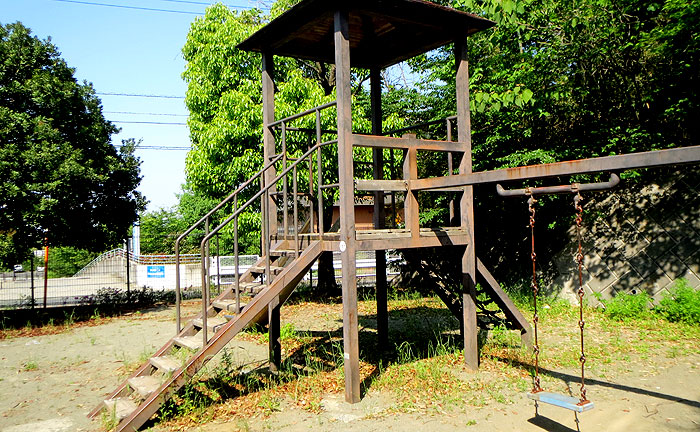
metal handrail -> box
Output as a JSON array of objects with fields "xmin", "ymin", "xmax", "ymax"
[
  {"xmin": 173, "ymin": 153, "xmax": 283, "ymax": 333},
  {"xmin": 266, "ymin": 101, "xmax": 337, "ymax": 129},
  {"xmin": 198, "ymin": 138, "xmax": 338, "ymax": 346}
]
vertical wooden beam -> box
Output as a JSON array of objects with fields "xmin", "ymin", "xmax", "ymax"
[
  {"xmin": 334, "ymin": 9, "xmax": 360, "ymax": 404},
  {"xmin": 371, "ymin": 68, "xmax": 388, "ymax": 349},
  {"xmin": 268, "ymin": 295, "xmax": 281, "ymax": 372},
  {"xmin": 402, "ymin": 136, "xmax": 419, "ymax": 239},
  {"xmin": 262, "ymin": 52, "xmax": 277, "ymax": 241},
  {"xmin": 456, "ymin": 37, "xmax": 478, "ymax": 370}
]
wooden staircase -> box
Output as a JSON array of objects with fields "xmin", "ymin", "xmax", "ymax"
[{"xmin": 88, "ymin": 240, "xmax": 323, "ymax": 432}]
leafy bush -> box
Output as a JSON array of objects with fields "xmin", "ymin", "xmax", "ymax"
[
  {"xmin": 599, "ymin": 291, "xmax": 652, "ymax": 321},
  {"xmin": 656, "ymin": 279, "xmax": 700, "ymax": 325}
]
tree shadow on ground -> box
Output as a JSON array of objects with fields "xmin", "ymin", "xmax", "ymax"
[
  {"xmin": 155, "ymin": 304, "xmax": 473, "ymax": 424},
  {"xmin": 491, "ymin": 355, "xmax": 700, "ymax": 410}
]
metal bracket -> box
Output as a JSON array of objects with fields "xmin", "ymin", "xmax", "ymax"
[{"xmin": 496, "ymin": 173, "xmax": 620, "ymax": 197}]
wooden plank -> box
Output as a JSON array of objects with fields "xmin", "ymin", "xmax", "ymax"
[
  {"xmin": 456, "ymin": 36, "xmax": 478, "ymax": 370},
  {"xmin": 335, "ymin": 9, "xmax": 361, "ymax": 404},
  {"xmin": 527, "ymin": 392, "xmax": 594, "ymax": 413},
  {"xmin": 268, "ymin": 295, "xmax": 281, "ymax": 372},
  {"xmin": 353, "ymin": 133, "xmax": 467, "ymax": 152},
  {"xmin": 355, "ymin": 179, "xmax": 407, "ymax": 191},
  {"xmin": 356, "ymin": 231, "xmax": 469, "ymax": 251},
  {"xmin": 262, "ymin": 52, "xmax": 278, "ymax": 239},
  {"xmin": 476, "ymin": 258, "xmax": 532, "ymax": 348},
  {"xmin": 410, "ymin": 145, "xmax": 700, "ymax": 191},
  {"xmin": 403, "ymin": 141, "xmax": 419, "ymax": 240}
]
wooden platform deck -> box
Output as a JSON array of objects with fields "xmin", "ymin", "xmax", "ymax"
[{"xmin": 273, "ymin": 226, "xmax": 469, "ymax": 251}]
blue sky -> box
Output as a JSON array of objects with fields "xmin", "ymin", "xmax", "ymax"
[{"xmin": 3, "ymin": 0, "xmax": 266, "ymax": 211}]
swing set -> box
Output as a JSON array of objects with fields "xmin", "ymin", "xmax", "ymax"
[{"xmin": 498, "ymin": 175, "xmax": 622, "ymax": 419}]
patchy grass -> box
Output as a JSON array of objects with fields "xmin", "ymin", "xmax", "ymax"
[{"xmin": 145, "ymin": 293, "xmax": 700, "ymax": 431}]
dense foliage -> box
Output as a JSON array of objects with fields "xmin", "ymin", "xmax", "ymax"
[
  {"xmin": 179, "ymin": 0, "xmax": 697, "ymax": 291},
  {"xmin": 0, "ymin": 22, "xmax": 145, "ymax": 268}
]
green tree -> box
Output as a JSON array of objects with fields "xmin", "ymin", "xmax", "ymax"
[
  {"xmin": 0, "ymin": 22, "xmax": 146, "ymax": 268},
  {"xmin": 138, "ymin": 185, "xmax": 224, "ymax": 256},
  {"xmin": 401, "ymin": 0, "xmax": 699, "ymax": 286},
  {"xmin": 182, "ymin": 3, "xmax": 347, "ymax": 293}
]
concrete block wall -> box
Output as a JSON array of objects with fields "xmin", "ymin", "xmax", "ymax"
[{"xmin": 549, "ymin": 169, "xmax": 700, "ymax": 304}]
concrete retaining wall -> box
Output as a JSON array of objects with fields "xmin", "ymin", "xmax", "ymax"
[{"xmin": 548, "ymin": 169, "xmax": 700, "ymax": 304}]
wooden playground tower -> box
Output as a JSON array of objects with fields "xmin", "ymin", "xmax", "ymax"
[{"xmin": 90, "ymin": 1, "xmax": 700, "ymax": 430}]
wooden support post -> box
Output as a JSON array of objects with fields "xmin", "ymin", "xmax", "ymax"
[
  {"xmin": 335, "ymin": 9, "xmax": 360, "ymax": 403},
  {"xmin": 262, "ymin": 52, "xmax": 278, "ymax": 241},
  {"xmin": 268, "ymin": 295, "xmax": 281, "ymax": 372},
  {"xmin": 456, "ymin": 37, "xmax": 478, "ymax": 370},
  {"xmin": 371, "ymin": 67, "xmax": 388, "ymax": 349},
  {"xmin": 402, "ymin": 136, "xmax": 419, "ymax": 239}
]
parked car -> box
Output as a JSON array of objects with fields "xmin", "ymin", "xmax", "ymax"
[{"xmin": 13, "ymin": 264, "xmax": 23, "ymax": 272}]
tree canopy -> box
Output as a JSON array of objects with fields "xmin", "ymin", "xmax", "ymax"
[
  {"xmin": 180, "ymin": 0, "xmax": 698, "ymax": 288},
  {"xmin": 0, "ymin": 22, "xmax": 146, "ymax": 268}
]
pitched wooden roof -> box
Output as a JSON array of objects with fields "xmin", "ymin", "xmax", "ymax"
[{"xmin": 237, "ymin": 0, "xmax": 495, "ymax": 69}]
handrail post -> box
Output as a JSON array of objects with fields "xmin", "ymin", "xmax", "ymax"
[
  {"xmin": 308, "ymin": 144, "xmax": 315, "ymax": 234},
  {"xmin": 234, "ymin": 195, "xmax": 240, "ymax": 314},
  {"xmin": 202, "ymin": 217, "xmax": 210, "ymax": 348},
  {"xmin": 215, "ymin": 234, "xmax": 221, "ymax": 296},
  {"xmin": 265, "ymin": 185, "xmax": 271, "ymax": 285},
  {"xmin": 447, "ymin": 117, "xmax": 455, "ymax": 224},
  {"xmin": 175, "ymin": 240, "xmax": 181, "ymax": 334},
  {"xmin": 282, "ymin": 122, "xmax": 288, "ymax": 239},
  {"xmin": 293, "ymin": 166, "xmax": 299, "ymax": 257},
  {"xmin": 199, "ymin": 238, "xmax": 208, "ymax": 348},
  {"xmin": 205, "ymin": 217, "xmax": 210, "ymax": 304},
  {"xmin": 316, "ymin": 109, "xmax": 324, "ymax": 236}
]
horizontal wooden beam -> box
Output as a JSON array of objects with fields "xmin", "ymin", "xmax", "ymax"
[
  {"xmin": 353, "ymin": 133, "xmax": 467, "ymax": 152},
  {"xmin": 410, "ymin": 145, "xmax": 700, "ymax": 191},
  {"xmin": 355, "ymin": 179, "xmax": 407, "ymax": 191}
]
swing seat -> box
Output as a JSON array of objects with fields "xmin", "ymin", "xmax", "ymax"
[{"xmin": 526, "ymin": 392, "xmax": 594, "ymax": 413}]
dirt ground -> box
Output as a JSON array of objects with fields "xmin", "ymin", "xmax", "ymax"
[{"xmin": 0, "ymin": 300, "xmax": 698, "ymax": 432}]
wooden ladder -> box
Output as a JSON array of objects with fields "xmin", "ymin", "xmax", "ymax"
[{"xmin": 88, "ymin": 240, "xmax": 323, "ymax": 432}]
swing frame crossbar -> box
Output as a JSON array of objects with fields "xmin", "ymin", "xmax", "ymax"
[
  {"xmin": 526, "ymin": 392, "xmax": 595, "ymax": 413},
  {"xmin": 496, "ymin": 173, "xmax": 620, "ymax": 197}
]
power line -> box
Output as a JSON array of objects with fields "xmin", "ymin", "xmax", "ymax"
[
  {"xmin": 158, "ymin": 0, "xmax": 258, "ymax": 9},
  {"xmin": 112, "ymin": 120, "xmax": 188, "ymax": 125},
  {"xmin": 51, "ymin": 0, "xmax": 202, "ymax": 15},
  {"xmin": 116, "ymin": 145, "xmax": 192, "ymax": 150},
  {"xmin": 97, "ymin": 92, "xmax": 185, "ymax": 99},
  {"xmin": 106, "ymin": 111, "xmax": 189, "ymax": 117},
  {"xmin": 50, "ymin": 0, "xmax": 265, "ymax": 14}
]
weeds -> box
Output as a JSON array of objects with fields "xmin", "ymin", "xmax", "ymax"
[
  {"xmin": 100, "ymin": 403, "xmax": 119, "ymax": 430},
  {"xmin": 23, "ymin": 360, "xmax": 38, "ymax": 371},
  {"xmin": 598, "ymin": 279, "xmax": 700, "ymax": 324},
  {"xmin": 656, "ymin": 279, "xmax": 700, "ymax": 324}
]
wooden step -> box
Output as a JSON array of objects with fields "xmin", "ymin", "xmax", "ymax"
[
  {"xmin": 149, "ymin": 356, "xmax": 180, "ymax": 373},
  {"xmin": 250, "ymin": 265, "xmax": 284, "ymax": 274},
  {"xmin": 192, "ymin": 317, "xmax": 229, "ymax": 332},
  {"xmin": 241, "ymin": 281, "xmax": 266, "ymax": 294},
  {"xmin": 128, "ymin": 375, "xmax": 161, "ymax": 399},
  {"xmin": 103, "ymin": 397, "xmax": 138, "ymax": 420},
  {"xmin": 212, "ymin": 299, "xmax": 246, "ymax": 312},
  {"xmin": 173, "ymin": 335, "xmax": 203, "ymax": 350},
  {"xmin": 270, "ymin": 249, "xmax": 297, "ymax": 256}
]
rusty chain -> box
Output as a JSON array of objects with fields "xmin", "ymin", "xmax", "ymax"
[
  {"xmin": 527, "ymin": 191, "xmax": 542, "ymax": 394},
  {"xmin": 573, "ymin": 192, "xmax": 589, "ymax": 405}
]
